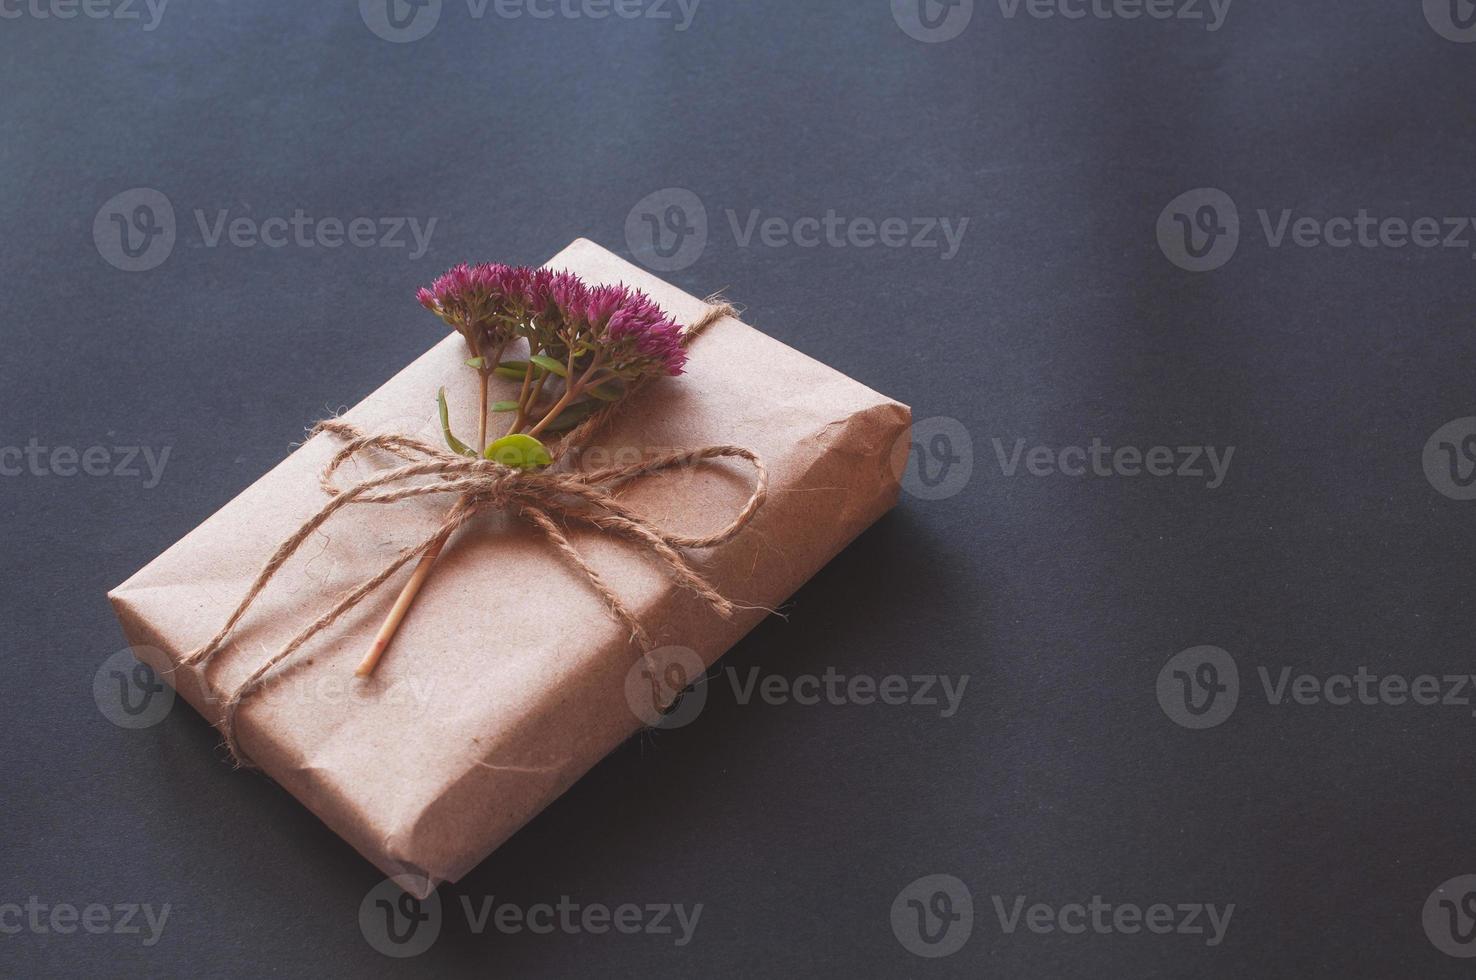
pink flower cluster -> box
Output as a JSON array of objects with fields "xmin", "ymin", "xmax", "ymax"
[
  {"xmin": 417, "ymin": 263, "xmax": 687, "ymax": 377},
  {"xmin": 415, "ymin": 262, "xmax": 524, "ymax": 351}
]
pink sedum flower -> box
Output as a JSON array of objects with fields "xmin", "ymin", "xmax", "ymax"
[
  {"xmin": 601, "ymin": 288, "xmax": 687, "ymax": 377},
  {"xmin": 417, "ymin": 262, "xmax": 688, "ymax": 444},
  {"xmin": 417, "ymin": 262, "xmax": 524, "ymax": 358}
]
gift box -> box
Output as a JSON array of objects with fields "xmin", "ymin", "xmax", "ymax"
[{"xmin": 108, "ymin": 238, "xmax": 911, "ymax": 892}]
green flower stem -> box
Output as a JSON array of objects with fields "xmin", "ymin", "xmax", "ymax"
[
  {"xmin": 476, "ymin": 341, "xmax": 509, "ymax": 452},
  {"xmin": 525, "ymin": 384, "xmax": 578, "ymax": 439},
  {"xmin": 505, "ymin": 351, "xmax": 540, "ymax": 436},
  {"xmin": 477, "ymin": 370, "xmax": 490, "ymax": 451},
  {"xmin": 526, "ymin": 353, "xmax": 606, "ymax": 439},
  {"xmin": 526, "ymin": 370, "xmax": 552, "ymax": 426}
]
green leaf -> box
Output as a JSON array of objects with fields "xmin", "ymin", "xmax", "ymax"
[
  {"xmin": 437, "ymin": 388, "xmax": 476, "ymax": 458},
  {"xmin": 494, "ymin": 359, "xmax": 542, "ymax": 381},
  {"xmin": 465, "ymin": 356, "xmax": 488, "ymax": 371},
  {"xmin": 529, "ymin": 354, "xmax": 569, "ymax": 378},
  {"xmin": 586, "ymin": 383, "xmax": 623, "ymax": 402},
  {"xmin": 484, "ymin": 433, "xmax": 553, "ymax": 470},
  {"xmin": 489, "ymin": 401, "xmax": 521, "ymax": 413},
  {"xmin": 536, "ymin": 399, "xmax": 603, "ymax": 433}
]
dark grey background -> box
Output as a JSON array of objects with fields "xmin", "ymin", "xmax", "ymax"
[{"xmin": 4, "ymin": 0, "xmax": 1476, "ymax": 976}]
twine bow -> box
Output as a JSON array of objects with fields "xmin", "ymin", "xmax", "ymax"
[{"xmin": 180, "ymin": 302, "xmax": 765, "ymax": 767}]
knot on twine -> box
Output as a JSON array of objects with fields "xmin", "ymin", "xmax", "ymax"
[{"xmin": 178, "ymin": 301, "xmax": 762, "ymax": 768}]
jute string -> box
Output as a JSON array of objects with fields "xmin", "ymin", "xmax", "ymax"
[{"xmin": 181, "ymin": 301, "xmax": 764, "ymax": 768}]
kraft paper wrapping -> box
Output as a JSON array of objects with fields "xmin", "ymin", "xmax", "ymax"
[{"xmin": 108, "ymin": 239, "xmax": 911, "ymax": 891}]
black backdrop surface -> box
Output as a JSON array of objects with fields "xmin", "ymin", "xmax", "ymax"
[{"xmin": 3, "ymin": 1, "xmax": 1476, "ymax": 976}]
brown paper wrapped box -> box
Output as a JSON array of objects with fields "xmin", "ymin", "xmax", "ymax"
[{"xmin": 108, "ymin": 239, "xmax": 911, "ymax": 891}]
